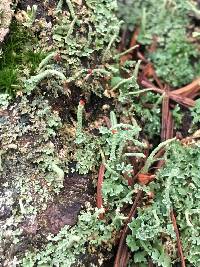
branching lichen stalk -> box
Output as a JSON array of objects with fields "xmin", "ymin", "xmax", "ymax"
[
  {"xmin": 141, "ymin": 138, "xmax": 176, "ymax": 173},
  {"xmin": 25, "ymin": 69, "xmax": 67, "ymax": 93},
  {"xmin": 38, "ymin": 52, "xmax": 57, "ymax": 72}
]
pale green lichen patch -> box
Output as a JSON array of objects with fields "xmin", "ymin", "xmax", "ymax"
[
  {"xmin": 118, "ymin": 0, "xmax": 200, "ymax": 87},
  {"xmin": 25, "ymin": 0, "xmax": 120, "ymax": 96},
  {"xmin": 0, "ymin": 91, "xmax": 75, "ymax": 263},
  {"xmin": 127, "ymin": 141, "xmax": 200, "ymax": 266}
]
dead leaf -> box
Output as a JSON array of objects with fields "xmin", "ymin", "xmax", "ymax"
[{"xmin": 137, "ymin": 173, "xmax": 155, "ymax": 185}]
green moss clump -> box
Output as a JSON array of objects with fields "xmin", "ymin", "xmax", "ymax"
[{"xmin": 0, "ymin": 21, "xmax": 45, "ymax": 95}]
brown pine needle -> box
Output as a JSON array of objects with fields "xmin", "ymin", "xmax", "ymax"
[
  {"xmin": 114, "ymin": 191, "xmax": 143, "ymax": 267},
  {"xmin": 170, "ymin": 210, "xmax": 186, "ymax": 267},
  {"xmin": 141, "ymin": 79, "xmax": 195, "ymax": 107},
  {"xmin": 173, "ymin": 77, "xmax": 200, "ymax": 98},
  {"xmin": 96, "ymin": 164, "xmax": 105, "ymax": 220}
]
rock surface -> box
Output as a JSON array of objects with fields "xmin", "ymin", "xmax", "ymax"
[{"xmin": 0, "ymin": 0, "xmax": 12, "ymax": 43}]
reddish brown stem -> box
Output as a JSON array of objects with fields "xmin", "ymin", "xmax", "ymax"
[
  {"xmin": 114, "ymin": 190, "xmax": 143, "ymax": 267},
  {"xmin": 170, "ymin": 210, "xmax": 186, "ymax": 267},
  {"xmin": 96, "ymin": 164, "xmax": 105, "ymax": 219}
]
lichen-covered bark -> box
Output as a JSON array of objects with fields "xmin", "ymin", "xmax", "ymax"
[
  {"xmin": 0, "ymin": 0, "xmax": 119, "ymax": 266},
  {"xmin": 0, "ymin": 0, "xmax": 12, "ymax": 43}
]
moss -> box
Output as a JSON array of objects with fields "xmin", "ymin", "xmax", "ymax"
[{"xmin": 0, "ymin": 21, "xmax": 45, "ymax": 95}]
